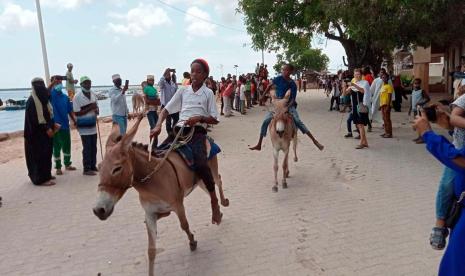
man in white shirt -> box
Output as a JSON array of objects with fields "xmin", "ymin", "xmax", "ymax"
[
  {"xmin": 150, "ymin": 59, "xmax": 222, "ymax": 225},
  {"xmin": 73, "ymin": 76, "xmax": 99, "ymax": 175}
]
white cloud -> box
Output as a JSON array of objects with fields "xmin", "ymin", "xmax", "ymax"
[
  {"xmin": 165, "ymin": 0, "xmax": 239, "ymax": 23},
  {"xmin": 41, "ymin": 0, "xmax": 93, "ymax": 10},
  {"xmin": 0, "ymin": 3, "xmax": 36, "ymax": 31},
  {"xmin": 184, "ymin": 6, "xmax": 216, "ymax": 39},
  {"xmin": 106, "ymin": 3, "xmax": 170, "ymax": 37},
  {"xmin": 213, "ymin": 0, "xmax": 238, "ymax": 23}
]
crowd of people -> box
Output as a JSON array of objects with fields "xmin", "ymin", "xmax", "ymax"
[
  {"xmin": 321, "ymin": 67, "xmax": 430, "ymax": 148},
  {"xmin": 317, "ymin": 64, "xmax": 465, "ymax": 274},
  {"xmin": 21, "ymin": 57, "xmax": 465, "ymax": 274}
]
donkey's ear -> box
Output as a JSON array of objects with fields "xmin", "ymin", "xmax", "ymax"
[
  {"xmin": 284, "ymin": 89, "xmax": 291, "ymax": 100},
  {"xmin": 121, "ymin": 115, "xmax": 144, "ymax": 151},
  {"xmin": 106, "ymin": 123, "xmax": 121, "ymax": 152}
]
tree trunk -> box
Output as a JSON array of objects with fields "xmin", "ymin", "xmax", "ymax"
[{"xmin": 339, "ymin": 39, "xmax": 384, "ymax": 74}]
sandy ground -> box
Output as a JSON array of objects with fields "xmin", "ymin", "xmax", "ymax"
[{"xmin": 0, "ymin": 90, "xmax": 446, "ymax": 275}]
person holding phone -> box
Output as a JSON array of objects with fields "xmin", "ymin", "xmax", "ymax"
[
  {"xmin": 159, "ymin": 69, "xmax": 179, "ymax": 136},
  {"xmin": 109, "ymin": 74, "xmax": 129, "ymax": 134}
]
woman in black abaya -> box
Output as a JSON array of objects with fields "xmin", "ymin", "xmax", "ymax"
[{"xmin": 24, "ymin": 77, "xmax": 57, "ymax": 186}]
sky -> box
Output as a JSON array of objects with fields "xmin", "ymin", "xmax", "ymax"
[{"xmin": 0, "ymin": 0, "xmax": 345, "ymax": 88}]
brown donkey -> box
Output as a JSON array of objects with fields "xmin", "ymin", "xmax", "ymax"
[
  {"xmin": 132, "ymin": 93, "xmax": 145, "ymax": 114},
  {"xmin": 269, "ymin": 90, "xmax": 298, "ymax": 192},
  {"xmin": 93, "ymin": 116, "xmax": 229, "ymax": 276}
]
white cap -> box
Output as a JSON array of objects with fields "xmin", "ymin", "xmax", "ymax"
[
  {"xmin": 147, "ymin": 74, "xmax": 154, "ymax": 80},
  {"xmin": 112, "ymin": 74, "xmax": 121, "ymax": 81}
]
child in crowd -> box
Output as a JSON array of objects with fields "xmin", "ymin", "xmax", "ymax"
[
  {"xmin": 235, "ymin": 79, "xmax": 241, "ymax": 111},
  {"xmin": 426, "ymin": 101, "xmax": 456, "ymax": 250},
  {"xmin": 239, "ymin": 76, "xmax": 247, "ymax": 115},
  {"xmin": 222, "ymin": 79, "xmax": 234, "ymax": 117},
  {"xmin": 340, "ymin": 80, "xmax": 352, "ymax": 113},
  {"xmin": 379, "ymin": 73, "xmax": 394, "ymax": 138},
  {"xmin": 409, "ymin": 78, "xmax": 430, "ymax": 143},
  {"xmin": 329, "ymin": 76, "xmax": 341, "ymax": 111}
]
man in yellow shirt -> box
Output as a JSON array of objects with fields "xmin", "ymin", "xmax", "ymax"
[{"xmin": 379, "ymin": 73, "xmax": 394, "ymax": 138}]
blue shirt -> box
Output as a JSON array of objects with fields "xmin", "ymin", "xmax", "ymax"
[
  {"xmin": 50, "ymin": 88, "xmax": 72, "ymax": 130},
  {"xmin": 272, "ymin": 75, "xmax": 297, "ymax": 103},
  {"xmin": 423, "ymin": 131, "xmax": 465, "ymax": 276}
]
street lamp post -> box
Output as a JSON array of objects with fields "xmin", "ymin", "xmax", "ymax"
[
  {"xmin": 35, "ymin": 0, "xmax": 50, "ymax": 85},
  {"xmin": 219, "ymin": 64, "xmax": 224, "ymax": 77}
]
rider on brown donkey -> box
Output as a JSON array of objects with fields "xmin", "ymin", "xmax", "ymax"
[
  {"xmin": 150, "ymin": 58, "xmax": 223, "ymax": 225},
  {"xmin": 249, "ymin": 63, "xmax": 324, "ymax": 151}
]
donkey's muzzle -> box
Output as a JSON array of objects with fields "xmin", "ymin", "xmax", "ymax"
[
  {"xmin": 93, "ymin": 206, "xmax": 113, "ymax": 220},
  {"xmin": 277, "ymin": 130, "xmax": 284, "ymax": 138}
]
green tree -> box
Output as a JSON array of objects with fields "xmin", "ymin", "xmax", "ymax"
[
  {"xmin": 274, "ymin": 45, "xmax": 329, "ymax": 74},
  {"xmin": 239, "ymin": 0, "xmax": 465, "ymax": 72}
]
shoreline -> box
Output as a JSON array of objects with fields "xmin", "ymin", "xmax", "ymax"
[{"xmin": 0, "ymin": 115, "xmax": 114, "ymax": 142}]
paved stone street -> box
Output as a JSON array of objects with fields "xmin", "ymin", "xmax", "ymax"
[{"xmin": 0, "ymin": 90, "xmax": 444, "ymax": 275}]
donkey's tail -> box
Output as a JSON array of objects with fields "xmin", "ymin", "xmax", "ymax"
[{"xmin": 293, "ymin": 131, "xmax": 298, "ymax": 162}]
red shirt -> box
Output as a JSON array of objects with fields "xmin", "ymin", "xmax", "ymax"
[
  {"xmin": 364, "ymin": 74, "xmax": 374, "ymax": 85},
  {"xmin": 223, "ymin": 83, "xmax": 234, "ymax": 97}
]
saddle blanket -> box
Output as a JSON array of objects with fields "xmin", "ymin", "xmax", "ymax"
[{"xmin": 157, "ymin": 136, "xmax": 221, "ymax": 170}]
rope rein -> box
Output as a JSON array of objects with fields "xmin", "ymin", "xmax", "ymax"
[{"xmin": 140, "ymin": 125, "xmax": 195, "ymax": 183}]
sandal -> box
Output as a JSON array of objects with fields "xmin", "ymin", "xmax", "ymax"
[
  {"xmin": 40, "ymin": 180, "xmax": 56, "ymax": 186},
  {"xmin": 382, "ymin": 135, "xmax": 393, "ymax": 138},
  {"xmin": 355, "ymin": 144, "xmax": 368, "ymax": 149},
  {"xmin": 430, "ymin": 227, "xmax": 449, "ymax": 250}
]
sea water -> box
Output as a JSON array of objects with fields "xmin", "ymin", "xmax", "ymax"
[{"xmin": 0, "ymin": 87, "xmax": 138, "ymax": 133}]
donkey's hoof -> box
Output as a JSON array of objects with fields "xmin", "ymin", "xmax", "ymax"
[
  {"xmin": 221, "ymin": 198, "xmax": 230, "ymax": 207},
  {"xmin": 189, "ymin": 240, "xmax": 198, "ymax": 251},
  {"xmin": 282, "ymin": 182, "xmax": 288, "ymax": 189},
  {"xmin": 294, "ymin": 157, "xmax": 298, "ymax": 162},
  {"xmin": 272, "ymin": 186, "xmax": 278, "ymax": 193}
]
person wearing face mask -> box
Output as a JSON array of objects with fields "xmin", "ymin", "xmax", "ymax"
[
  {"xmin": 50, "ymin": 76, "xmax": 77, "ymax": 176},
  {"xmin": 73, "ymin": 76, "xmax": 99, "ymax": 176},
  {"xmin": 24, "ymin": 77, "xmax": 60, "ymax": 186}
]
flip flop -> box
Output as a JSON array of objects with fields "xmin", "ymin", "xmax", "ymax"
[{"xmin": 355, "ymin": 144, "xmax": 369, "ymax": 149}]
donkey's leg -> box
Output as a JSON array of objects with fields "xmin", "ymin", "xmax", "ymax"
[
  {"xmin": 293, "ymin": 133, "xmax": 298, "ymax": 162},
  {"xmin": 209, "ymin": 157, "xmax": 229, "ymax": 207},
  {"xmin": 145, "ymin": 212, "xmax": 158, "ymax": 276},
  {"xmin": 273, "ymin": 148, "xmax": 279, "ymax": 192},
  {"xmin": 175, "ymin": 204, "xmax": 198, "ymax": 251},
  {"xmin": 282, "ymin": 149, "xmax": 289, "ymax": 188}
]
